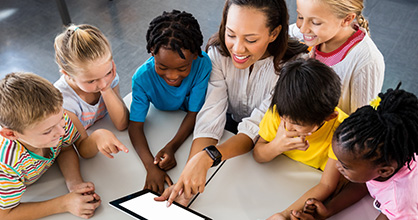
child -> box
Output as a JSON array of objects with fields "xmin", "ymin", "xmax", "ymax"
[
  {"xmin": 290, "ymin": 0, "xmax": 385, "ymax": 114},
  {"xmin": 0, "ymin": 72, "xmax": 101, "ymax": 219},
  {"xmin": 54, "ymin": 24, "xmax": 129, "ymax": 159},
  {"xmin": 293, "ymin": 86, "xmax": 418, "ymax": 220},
  {"xmin": 128, "ymin": 10, "xmax": 211, "ymax": 194},
  {"xmin": 253, "ymin": 59, "xmax": 367, "ymax": 219}
]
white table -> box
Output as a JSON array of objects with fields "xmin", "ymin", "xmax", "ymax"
[
  {"xmin": 190, "ymin": 152, "xmax": 379, "ymax": 220},
  {"xmin": 21, "ymin": 93, "xmax": 379, "ymax": 220},
  {"xmin": 21, "ymin": 94, "xmax": 233, "ymax": 219}
]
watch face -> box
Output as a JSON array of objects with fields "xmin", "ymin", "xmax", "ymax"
[{"xmin": 204, "ymin": 145, "xmax": 222, "ymax": 167}]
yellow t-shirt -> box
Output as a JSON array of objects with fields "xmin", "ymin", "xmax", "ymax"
[{"xmin": 258, "ymin": 107, "xmax": 348, "ymax": 171}]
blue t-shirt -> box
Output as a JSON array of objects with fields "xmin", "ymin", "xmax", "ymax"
[{"xmin": 130, "ymin": 52, "xmax": 211, "ymax": 122}]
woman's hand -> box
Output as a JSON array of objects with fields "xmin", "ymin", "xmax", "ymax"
[{"xmin": 165, "ymin": 151, "xmax": 213, "ymax": 207}]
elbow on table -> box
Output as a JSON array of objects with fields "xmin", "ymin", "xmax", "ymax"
[
  {"xmin": 252, "ymin": 150, "xmax": 271, "ymax": 164},
  {"xmin": 114, "ymin": 122, "xmax": 128, "ymax": 131}
]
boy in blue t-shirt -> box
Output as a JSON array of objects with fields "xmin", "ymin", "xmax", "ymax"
[{"xmin": 128, "ymin": 10, "xmax": 211, "ymax": 194}]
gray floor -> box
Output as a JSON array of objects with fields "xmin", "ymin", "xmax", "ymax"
[{"xmin": 1, "ymin": 0, "xmax": 417, "ymax": 98}]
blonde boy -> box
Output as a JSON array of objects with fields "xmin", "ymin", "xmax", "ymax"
[{"xmin": 0, "ymin": 72, "xmax": 100, "ymax": 219}]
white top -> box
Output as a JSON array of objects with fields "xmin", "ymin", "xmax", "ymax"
[
  {"xmin": 289, "ymin": 24, "xmax": 385, "ymax": 114},
  {"xmin": 54, "ymin": 74, "xmax": 119, "ymax": 129},
  {"xmin": 194, "ymin": 46, "xmax": 295, "ymax": 143}
]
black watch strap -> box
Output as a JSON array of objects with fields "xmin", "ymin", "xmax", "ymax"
[{"xmin": 203, "ymin": 145, "xmax": 222, "ymax": 167}]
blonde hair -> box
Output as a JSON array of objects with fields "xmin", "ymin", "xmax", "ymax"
[
  {"xmin": 320, "ymin": 0, "xmax": 370, "ymax": 35},
  {"xmin": 54, "ymin": 24, "xmax": 112, "ymax": 76},
  {"xmin": 0, "ymin": 72, "xmax": 63, "ymax": 133}
]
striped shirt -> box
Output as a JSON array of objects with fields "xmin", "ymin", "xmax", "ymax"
[{"xmin": 0, "ymin": 113, "xmax": 80, "ymax": 209}]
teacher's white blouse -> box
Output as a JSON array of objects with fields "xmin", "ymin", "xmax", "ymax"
[{"xmin": 193, "ymin": 46, "xmax": 284, "ymax": 143}]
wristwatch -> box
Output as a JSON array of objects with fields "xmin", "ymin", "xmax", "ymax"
[{"xmin": 203, "ymin": 145, "xmax": 222, "ymax": 167}]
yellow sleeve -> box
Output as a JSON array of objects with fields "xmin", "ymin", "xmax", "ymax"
[
  {"xmin": 258, "ymin": 106, "xmax": 281, "ymax": 142},
  {"xmin": 327, "ymin": 108, "xmax": 348, "ymax": 161},
  {"xmin": 328, "ymin": 144, "xmax": 337, "ymax": 160}
]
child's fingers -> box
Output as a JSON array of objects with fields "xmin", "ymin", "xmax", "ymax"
[
  {"xmin": 306, "ymin": 198, "xmax": 327, "ymax": 215},
  {"xmin": 291, "ymin": 210, "xmax": 315, "ymax": 220},
  {"xmin": 75, "ymin": 184, "xmax": 96, "ymax": 194},
  {"xmin": 165, "ymin": 174, "xmax": 173, "ymax": 186},
  {"xmin": 91, "ymin": 193, "xmax": 101, "ymax": 203},
  {"xmin": 116, "ymin": 143, "xmax": 129, "ymax": 153},
  {"xmin": 154, "ymin": 152, "xmax": 164, "ymax": 164},
  {"xmin": 110, "ymin": 145, "xmax": 120, "ymax": 154},
  {"xmin": 100, "ymin": 149, "xmax": 114, "ymax": 159},
  {"xmin": 288, "ymin": 139, "xmax": 309, "ymax": 151},
  {"xmin": 303, "ymin": 204, "xmax": 316, "ymax": 215},
  {"xmin": 154, "ymin": 186, "xmax": 172, "ymax": 202}
]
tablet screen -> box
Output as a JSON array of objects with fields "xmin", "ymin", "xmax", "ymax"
[{"xmin": 109, "ymin": 189, "xmax": 211, "ymax": 220}]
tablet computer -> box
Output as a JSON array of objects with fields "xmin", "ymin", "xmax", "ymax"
[{"xmin": 109, "ymin": 189, "xmax": 212, "ymax": 220}]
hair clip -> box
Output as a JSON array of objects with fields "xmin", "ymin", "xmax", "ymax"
[
  {"xmin": 369, "ymin": 96, "xmax": 381, "ymax": 110},
  {"xmin": 74, "ymin": 27, "xmax": 79, "ymax": 31}
]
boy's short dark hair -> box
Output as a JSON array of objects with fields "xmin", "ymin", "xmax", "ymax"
[
  {"xmin": 271, "ymin": 58, "xmax": 341, "ymax": 125},
  {"xmin": 0, "ymin": 72, "xmax": 63, "ymax": 133}
]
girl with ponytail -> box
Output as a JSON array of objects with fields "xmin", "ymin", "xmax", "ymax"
[{"xmin": 289, "ymin": 0, "xmax": 385, "ymax": 114}]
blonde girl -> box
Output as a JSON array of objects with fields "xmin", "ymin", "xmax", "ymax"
[
  {"xmin": 290, "ymin": 0, "xmax": 385, "ymax": 114},
  {"xmin": 54, "ymin": 24, "xmax": 129, "ymax": 159}
]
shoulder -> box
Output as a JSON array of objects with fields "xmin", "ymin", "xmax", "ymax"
[
  {"xmin": 133, "ymin": 57, "xmax": 155, "ymax": 80},
  {"xmin": 0, "ymin": 137, "xmax": 25, "ymax": 168},
  {"xmin": 61, "ymin": 112, "xmax": 80, "ymax": 145},
  {"xmin": 207, "ymin": 46, "xmax": 228, "ymax": 62},
  {"xmin": 54, "ymin": 76, "xmax": 80, "ymax": 103},
  {"xmin": 336, "ymin": 107, "xmax": 349, "ymax": 122},
  {"xmin": 193, "ymin": 51, "xmax": 212, "ymax": 68},
  {"xmin": 54, "ymin": 75, "xmax": 72, "ymax": 93},
  {"xmin": 346, "ymin": 32, "xmax": 384, "ymax": 65}
]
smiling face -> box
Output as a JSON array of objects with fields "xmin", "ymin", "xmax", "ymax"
[
  {"xmin": 15, "ymin": 108, "xmax": 66, "ymax": 151},
  {"xmin": 68, "ymin": 53, "xmax": 116, "ymax": 93},
  {"xmin": 224, "ymin": 5, "xmax": 279, "ymax": 69},
  {"xmin": 153, "ymin": 47, "xmax": 196, "ymax": 87},
  {"xmin": 295, "ymin": 0, "xmax": 348, "ymax": 48}
]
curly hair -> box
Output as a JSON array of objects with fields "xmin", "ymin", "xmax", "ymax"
[
  {"xmin": 334, "ymin": 84, "xmax": 418, "ymax": 170},
  {"xmin": 146, "ymin": 10, "xmax": 203, "ymax": 59}
]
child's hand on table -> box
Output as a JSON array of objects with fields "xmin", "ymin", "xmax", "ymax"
[
  {"xmin": 289, "ymin": 210, "xmax": 316, "ymax": 220},
  {"xmin": 144, "ymin": 165, "xmax": 173, "ymax": 194},
  {"xmin": 302, "ymin": 198, "xmax": 328, "ymax": 220},
  {"xmin": 64, "ymin": 182, "xmax": 101, "ymax": 219},
  {"xmin": 94, "ymin": 129, "xmax": 129, "ymax": 158},
  {"xmin": 154, "ymin": 145, "xmax": 177, "ymax": 171}
]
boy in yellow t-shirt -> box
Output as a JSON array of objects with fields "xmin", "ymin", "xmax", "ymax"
[{"xmin": 253, "ymin": 59, "xmax": 367, "ymax": 219}]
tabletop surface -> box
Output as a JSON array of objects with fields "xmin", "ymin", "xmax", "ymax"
[{"xmin": 21, "ymin": 93, "xmax": 379, "ymax": 220}]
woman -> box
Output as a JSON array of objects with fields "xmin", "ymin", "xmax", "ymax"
[{"xmin": 156, "ymin": 0, "xmax": 308, "ymax": 206}]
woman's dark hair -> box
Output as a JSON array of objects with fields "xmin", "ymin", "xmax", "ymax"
[
  {"xmin": 146, "ymin": 10, "xmax": 203, "ymax": 59},
  {"xmin": 334, "ymin": 84, "xmax": 418, "ymax": 170},
  {"xmin": 271, "ymin": 58, "xmax": 341, "ymax": 125},
  {"xmin": 205, "ymin": 0, "xmax": 308, "ymax": 73}
]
